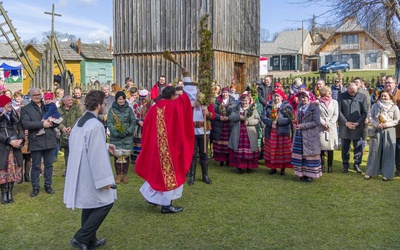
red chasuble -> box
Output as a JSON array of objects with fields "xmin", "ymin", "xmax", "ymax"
[{"xmin": 135, "ymin": 93, "xmax": 194, "ymax": 192}]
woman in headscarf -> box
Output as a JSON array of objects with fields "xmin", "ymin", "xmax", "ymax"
[
  {"xmin": 107, "ymin": 91, "xmax": 135, "ymax": 184},
  {"xmin": 364, "ymin": 90, "xmax": 400, "ymax": 181},
  {"xmin": 318, "ymin": 86, "xmax": 339, "ymax": 173},
  {"xmin": 228, "ymin": 94, "xmax": 261, "ymax": 174},
  {"xmin": 291, "ymin": 91, "xmax": 322, "ymax": 182},
  {"xmin": 211, "ymin": 87, "xmax": 236, "ymax": 166},
  {"xmin": 261, "ymin": 89, "xmax": 293, "ymax": 176},
  {"xmin": 0, "ymin": 95, "xmax": 24, "ymax": 204}
]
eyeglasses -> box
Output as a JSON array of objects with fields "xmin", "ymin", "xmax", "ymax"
[{"xmin": 31, "ymin": 94, "xmax": 41, "ymax": 97}]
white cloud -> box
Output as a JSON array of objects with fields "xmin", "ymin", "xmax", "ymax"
[
  {"xmin": 87, "ymin": 29, "xmax": 112, "ymax": 42},
  {"xmin": 77, "ymin": 0, "xmax": 98, "ymax": 5}
]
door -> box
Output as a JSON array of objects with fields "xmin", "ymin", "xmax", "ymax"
[
  {"xmin": 234, "ymin": 62, "xmax": 245, "ymax": 94},
  {"xmin": 351, "ymin": 54, "xmax": 360, "ymax": 69}
]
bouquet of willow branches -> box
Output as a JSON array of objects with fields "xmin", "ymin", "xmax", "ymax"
[{"xmin": 283, "ymin": 106, "xmax": 297, "ymax": 124}]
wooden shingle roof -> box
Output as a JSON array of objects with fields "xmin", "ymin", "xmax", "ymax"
[
  {"xmin": 0, "ymin": 43, "xmax": 17, "ymax": 59},
  {"xmin": 25, "ymin": 43, "xmax": 84, "ymax": 61},
  {"xmin": 70, "ymin": 42, "xmax": 113, "ymax": 60}
]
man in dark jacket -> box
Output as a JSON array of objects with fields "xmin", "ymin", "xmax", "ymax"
[
  {"xmin": 21, "ymin": 88, "xmax": 58, "ymax": 197},
  {"xmin": 338, "ymin": 82, "xmax": 368, "ymax": 174},
  {"xmin": 258, "ymin": 76, "xmax": 272, "ymax": 107}
]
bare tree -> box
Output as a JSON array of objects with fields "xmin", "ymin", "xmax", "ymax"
[
  {"xmin": 271, "ymin": 32, "xmax": 279, "ymax": 41},
  {"xmin": 260, "ymin": 28, "xmax": 270, "ymax": 42},
  {"xmin": 23, "ymin": 37, "xmax": 39, "ymax": 45},
  {"xmin": 301, "ymin": 0, "xmax": 400, "ymax": 82},
  {"xmin": 41, "ymin": 31, "xmax": 77, "ymax": 43}
]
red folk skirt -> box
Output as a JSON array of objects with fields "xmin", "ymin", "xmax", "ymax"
[
  {"xmin": 264, "ymin": 127, "xmax": 293, "ymax": 169},
  {"xmin": 229, "ymin": 123, "xmax": 259, "ymax": 169}
]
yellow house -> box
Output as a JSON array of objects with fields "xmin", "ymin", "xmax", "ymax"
[{"xmin": 23, "ymin": 43, "xmax": 83, "ymax": 93}]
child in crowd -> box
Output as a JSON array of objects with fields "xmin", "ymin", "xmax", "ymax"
[{"xmin": 37, "ymin": 92, "xmax": 63, "ymax": 136}]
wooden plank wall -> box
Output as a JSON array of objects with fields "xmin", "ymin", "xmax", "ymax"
[
  {"xmin": 214, "ymin": 51, "xmax": 259, "ymax": 94},
  {"xmin": 113, "ymin": 0, "xmax": 260, "ymax": 90}
]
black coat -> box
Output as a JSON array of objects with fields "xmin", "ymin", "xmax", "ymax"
[
  {"xmin": 338, "ymin": 91, "xmax": 368, "ymax": 140},
  {"xmin": 0, "ymin": 109, "xmax": 24, "ymax": 170},
  {"xmin": 21, "ymin": 101, "xmax": 58, "ymax": 151},
  {"xmin": 211, "ymin": 96, "xmax": 236, "ymax": 141}
]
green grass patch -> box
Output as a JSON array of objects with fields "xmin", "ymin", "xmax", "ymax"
[{"xmin": 1, "ymin": 148, "xmax": 400, "ymax": 249}]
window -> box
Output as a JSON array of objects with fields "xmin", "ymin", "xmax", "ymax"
[
  {"xmin": 342, "ymin": 34, "xmax": 358, "ymax": 44},
  {"xmin": 282, "ymin": 57, "xmax": 288, "ymax": 66},
  {"xmin": 273, "ymin": 57, "xmax": 279, "ymax": 66},
  {"xmin": 366, "ymin": 53, "xmax": 378, "ymax": 64}
]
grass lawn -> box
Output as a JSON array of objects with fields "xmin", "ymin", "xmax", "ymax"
[{"xmin": 2, "ymin": 148, "xmax": 400, "ymax": 249}]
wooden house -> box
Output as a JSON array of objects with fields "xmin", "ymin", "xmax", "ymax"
[
  {"xmin": 315, "ymin": 18, "xmax": 389, "ymax": 70},
  {"xmin": 23, "ymin": 43, "xmax": 83, "ymax": 93},
  {"xmin": 70, "ymin": 39, "xmax": 114, "ymax": 85},
  {"xmin": 113, "ymin": 0, "xmax": 260, "ymax": 94},
  {"xmin": 260, "ymin": 29, "xmax": 314, "ymax": 72}
]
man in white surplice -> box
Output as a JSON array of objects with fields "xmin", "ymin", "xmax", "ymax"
[{"xmin": 64, "ymin": 90, "xmax": 117, "ymax": 250}]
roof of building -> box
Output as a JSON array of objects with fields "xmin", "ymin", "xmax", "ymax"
[
  {"xmin": 70, "ymin": 42, "xmax": 113, "ymax": 60},
  {"xmin": 260, "ymin": 29, "xmax": 311, "ymax": 55},
  {"xmin": 315, "ymin": 18, "xmax": 388, "ymax": 53},
  {"xmin": 25, "ymin": 42, "xmax": 84, "ymax": 61},
  {"xmin": 0, "ymin": 43, "xmax": 17, "ymax": 59}
]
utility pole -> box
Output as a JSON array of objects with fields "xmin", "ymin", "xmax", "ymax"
[
  {"xmin": 44, "ymin": 4, "xmax": 61, "ymax": 90},
  {"xmin": 301, "ymin": 20, "xmax": 304, "ymax": 72}
]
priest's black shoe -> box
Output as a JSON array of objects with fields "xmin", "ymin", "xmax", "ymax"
[
  {"xmin": 30, "ymin": 188, "xmax": 39, "ymax": 197},
  {"xmin": 161, "ymin": 205, "xmax": 184, "ymax": 214},
  {"xmin": 70, "ymin": 238, "xmax": 89, "ymax": 250},
  {"xmin": 90, "ymin": 238, "xmax": 107, "ymax": 249},
  {"xmin": 187, "ymin": 176, "xmax": 195, "ymax": 186},
  {"xmin": 44, "ymin": 185, "xmax": 54, "ymax": 194},
  {"xmin": 354, "ymin": 164, "xmax": 363, "ymax": 174},
  {"xmin": 202, "ymin": 175, "xmax": 211, "ymax": 184}
]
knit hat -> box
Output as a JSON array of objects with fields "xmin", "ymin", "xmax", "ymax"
[
  {"xmin": 139, "ymin": 89, "xmax": 149, "ymax": 98},
  {"xmin": 0, "ymin": 94, "xmax": 12, "ymax": 107},
  {"xmin": 299, "ymin": 84, "xmax": 307, "ymax": 89},
  {"xmin": 115, "ymin": 91, "xmax": 126, "ymax": 100},
  {"xmin": 44, "ymin": 92, "xmax": 54, "ymax": 100}
]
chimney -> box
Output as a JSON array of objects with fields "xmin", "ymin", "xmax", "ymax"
[
  {"xmin": 109, "ymin": 36, "xmax": 112, "ymax": 54},
  {"xmin": 78, "ymin": 38, "xmax": 81, "ymax": 55}
]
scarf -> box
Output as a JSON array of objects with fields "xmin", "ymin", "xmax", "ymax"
[{"xmin": 319, "ymin": 95, "xmax": 332, "ymax": 108}]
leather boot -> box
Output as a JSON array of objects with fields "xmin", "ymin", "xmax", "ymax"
[
  {"xmin": 115, "ymin": 175, "xmax": 122, "ymax": 184},
  {"xmin": 1, "ymin": 184, "xmax": 8, "ymax": 204},
  {"xmin": 122, "ymin": 175, "xmax": 129, "ymax": 184},
  {"xmin": 188, "ymin": 162, "xmax": 196, "ymax": 185},
  {"xmin": 201, "ymin": 164, "xmax": 211, "ymax": 184},
  {"xmin": 354, "ymin": 164, "xmax": 363, "ymax": 174},
  {"xmin": 328, "ymin": 166, "xmax": 333, "ymax": 173},
  {"xmin": 342, "ymin": 166, "xmax": 349, "ymax": 173},
  {"xmin": 24, "ymin": 174, "xmax": 30, "ymax": 182},
  {"xmin": 7, "ymin": 182, "xmax": 14, "ymax": 203}
]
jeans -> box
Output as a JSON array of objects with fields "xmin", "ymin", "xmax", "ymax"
[{"xmin": 30, "ymin": 149, "xmax": 55, "ymax": 188}]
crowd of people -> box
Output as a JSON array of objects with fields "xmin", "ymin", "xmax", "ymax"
[{"xmin": 0, "ymin": 72, "xmax": 399, "ymax": 249}]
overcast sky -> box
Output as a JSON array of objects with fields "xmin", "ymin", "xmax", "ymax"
[{"xmin": 0, "ymin": 0, "xmax": 331, "ymax": 43}]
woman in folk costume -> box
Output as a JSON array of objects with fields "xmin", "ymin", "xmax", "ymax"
[
  {"xmin": 364, "ymin": 90, "xmax": 400, "ymax": 181},
  {"xmin": 318, "ymin": 86, "xmax": 339, "ymax": 173},
  {"xmin": 131, "ymin": 89, "xmax": 151, "ymax": 163},
  {"xmin": 228, "ymin": 94, "xmax": 261, "ymax": 174},
  {"xmin": 261, "ymin": 89, "xmax": 293, "ymax": 176},
  {"xmin": 0, "ymin": 95, "xmax": 24, "ymax": 204},
  {"xmin": 211, "ymin": 87, "xmax": 236, "ymax": 166},
  {"xmin": 107, "ymin": 91, "xmax": 135, "ymax": 184},
  {"xmin": 291, "ymin": 91, "xmax": 322, "ymax": 182}
]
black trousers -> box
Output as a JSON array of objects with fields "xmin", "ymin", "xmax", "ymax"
[
  {"xmin": 191, "ymin": 134, "xmax": 209, "ymax": 173},
  {"xmin": 74, "ymin": 203, "xmax": 114, "ymax": 245},
  {"xmin": 341, "ymin": 138, "xmax": 363, "ymax": 167}
]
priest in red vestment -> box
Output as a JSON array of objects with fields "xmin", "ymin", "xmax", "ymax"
[{"xmin": 135, "ymin": 72, "xmax": 196, "ymax": 213}]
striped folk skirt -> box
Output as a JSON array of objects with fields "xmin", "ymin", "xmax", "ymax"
[
  {"xmin": 291, "ymin": 130, "xmax": 322, "ymax": 178},
  {"xmin": 213, "ymin": 122, "xmax": 230, "ymax": 162},
  {"xmin": 264, "ymin": 128, "xmax": 293, "ymax": 169},
  {"xmin": 229, "ymin": 124, "xmax": 259, "ymax": 169}
]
